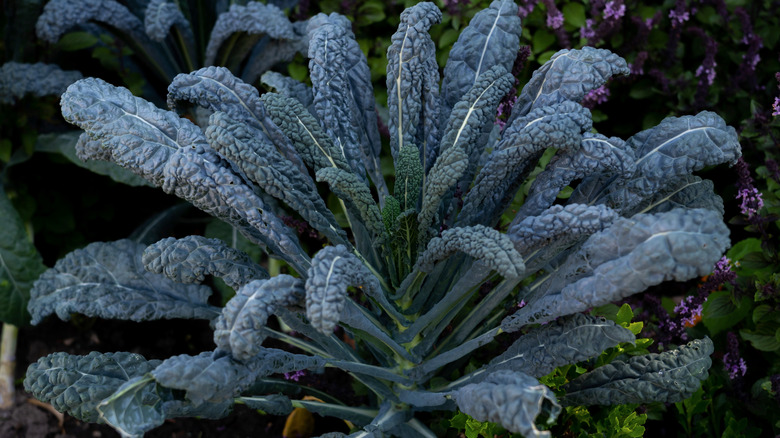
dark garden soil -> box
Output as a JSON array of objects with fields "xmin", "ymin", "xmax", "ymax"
[{"xmin": 2, "ymin": 317, "xmax": 353, "ymax": 438}]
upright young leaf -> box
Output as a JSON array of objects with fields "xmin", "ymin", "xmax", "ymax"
[
  {"xmin": 28, "ymin": 240, "xmax": 220, "ymax": 325},
  {"xmin": 416, "ymin": 225, "xmax": 525, "ymax": 279},
  {"xmin": 142, "ymin": 236, "xmax": 269, "ymax": 291},
  {"xmin": 0, "ymin": 187, "xmax": 46, "ymax": 326},
  {"xmin": 316, "ymin": 167, "xmax": 386, "ymax": 242},
  {"xmin": 510, "ymin": 47, "xmax": 630, "ymax": 122},
  {"xmin": 502, "ymin": 208, "xmax": 730, "ymax": 330},
  {"xmin": 260, "ymin": 72, "xmax": 313, "ymax": 108},
  {"xmin": 452, "ymin": 370, "xmax": 561, "ymax": 438},
  {"xmin": 386, "ymin": 2, "xmax": 442, "ymax": 166},
  {"xmin": 213, "ymin": 276, "xmax": 305, "ymax": 361},
  {"xmin": 440, "ymin": 0, "xmax": 522, "ymax": 113},
  {"xmin": 394, "ymin": 145, "xmax": 424, "ymax": 211},
  {"xmin": 305, "ymin": 245, "xmax": 386, "ymax": 334},
  {"xmin": 0, "ymin": 62, "xmax": 82, "ymax": 105},
  {"xmin": 562, "ymin": 337, "xmax": 714, "ymax": 405},
  {"xmin": 23, "ymin": 351, "xmax": 161, "ymax": 423}
]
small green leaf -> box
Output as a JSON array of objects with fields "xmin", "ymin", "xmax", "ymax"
[
  {"xmin": 562, "ymin": 2, "xmax": 586, "ymax": 27},
  {"xmin": 616, "ymin": 303, "xmax": 634, "ymax": 326},
  {"xmin": 741, "ymin": 323, "xmax": 780, "ymax": 351},
  {"xmin": 288, "ymin": 63, "xmax": 309, "ymax": 82},
  {"xmin": 727, "ymin": 238, "xmax": 762, "ymax": 262},
  {"xmin": 356, "ymin": 1, "xmax": 386, "ymax": 25},
  {"xmin": 438, "ymin": 28, "xmax": 460, "ymax": 49},
  {"xmin": 532, "ymin": 30, "xmax": 556, "ymax": 54},
  {"xmin": 701, "ymin": 290, "xmax": 751, "ymax": 336},
  {"xmin": 56, "ymin": 32, "xmax": 98, "ymax": 51}
]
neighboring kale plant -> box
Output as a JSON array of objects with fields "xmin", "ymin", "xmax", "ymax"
[{"xmin": 24, "ymin": 1, "xmax": 739, "ymax": 436}]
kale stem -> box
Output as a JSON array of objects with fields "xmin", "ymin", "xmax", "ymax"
[{"xmin": 0, "ymin": 323, "xmax": 18, "ymax": 409}]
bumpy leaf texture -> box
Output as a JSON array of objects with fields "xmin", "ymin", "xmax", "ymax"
[
  {"xmin": 61, "ymin": 77, "xmax": 308, "ymax": 271},
  {"xmin": 260, "ymin": 72, "xmax": 313, "ymax": 108},
  {"xmin": 417, "ymin": 225, "xmax": 525, "ymax": 279},
  {"xmin": 502, "ymin": 208, "xmax": 730, "ymax": 330},
  {"xmin": 562, "ymin": 337, "xmax": 714, "ymax": 405},
  {"xmin": 96, "ymin": 375, "xmax": 164, "ymax": 438},
  {"xmin": 452, "ymin": 370, "xmax": 561, "ymax": 438},
  {"xmin": 386, "ymin": 2, "xmax": 442, "ymax": 165},
  {"xmin": 214, "ymin": 276, "xmax": 304, "ymax": 360},
  {"xmin": 0, "ymin": 62, "xmax": 82, "ymax": 105},
  {"xmin": 142, "ymin": 235, "xmax": 269, "ymax": 291},
  {"xmin": 24, "ymin": 351, "xmax": 161, "ymax": 423},
  {"xmin": 28, "ymin": 240, "xmax": 219, "ymax": 325},
  {"xmin": 0, "ymin": 187, "xmax": 46, "ymax": 326},
  {"xmin": 35, "ymin": 0, "xmax": 145, "ymax": 43},
  {"xmin": 305, "ymin": 245, "xmax": 384, "ymax": 334},
  {"xmin": 144, "ymin": 0, "xmax": 190, "ymax": 42}
]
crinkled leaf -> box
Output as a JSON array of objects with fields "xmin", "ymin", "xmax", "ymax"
[
  {"xmin": 205, "ymin": 111, "xmax": 346, "ymax": 244},
  {"xmin": 440, "ymin": 0, "xmax": 522, "ymax": 113},
  {"xmin": 35, "ymin": 0, "xmax": 145, "ymax": 44},
  {"xmin": 386, "ymin": 2, "xmax": 441, "ymax": 165},
  {"xmin": 0, "ymin": 187, "xmax": 46, "ymax": 326},
  {"xmin": 562, "ymin": 337, "xmax": 714, "ymax": 405},
  {"xmin": 452, "ymin": 370, "xmax": 561, "ymax": 438},
  {"xmin": 260, "ymin": 71, "xmax": 313, "ymax": 108},
  {"xmin": 631, "ymin": 175, "xmax": 724, "ymax": 216},
  {"xmin": 306, "ymin": 245, "xmax": 384, "ymax": 334},
  {"xmin": 416, "ymin": 225, "xmax": 524, "ymax": 279},
  {"xmin": 204, "ymin": 1, "xmax": 296, "ymax": 66},
  {"xmin": 316, "ymin": 167, "xmax": 386, "ymax": 241},
  {"xmin": 460, "ymin": 101, "xmax": 592, "ymax": 226},
  {"xmin": 511, "ymin": 47, "xmax": 630, "ymax": 121},
  {"xmin": 502, "ymin": 208, "xmax": 730, "ymax": 330},
  {"xmin": 394, "ymin": 144, "xmax": 424, "ymax": 211},
  {"xmin": 213, "ymin": 276, "xmax": 304, "ymax": 360},
  {"xmin": 28, "ymin": 240, "xmax": 219, "ymax": 325},
  {"xmin": 476, "ymin": 314, "xmax": 635, "ymax": 378},
  {"xmin": 144, "ymin": 0, "xmax": 189, "ymax": 41},
  {"xmin": 0, "ymin": 62, "xmax": 82, "ymax": 104},
  {"xmin": 96, "ymin": 375, "xmax": 165, "ymax": 438},
  {"xmin": 23, "ymin": 351, "xmax": 161, "ymax": 423},
  {"xmin": 143, "ymin": 236, "xmax": 268, "ymax": 291}
]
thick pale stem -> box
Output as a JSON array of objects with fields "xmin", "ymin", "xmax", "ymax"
[{"xmin": 0, "ymin": 323, "xmax": 19, "ymax": 409}]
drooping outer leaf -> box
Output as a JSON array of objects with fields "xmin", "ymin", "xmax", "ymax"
[
  {"xmin": 204, "ymin": 1, "xmax": 296, "ymax": 66},
  {"xmin": 213, "ymin": 276, "xmax": 305, "ymax": 361},
  {"xmin": 144, "ymin": 0, "xmax": 189, "ymax": 41},
  {"xmin": 0, "ymin": 62, "xmax": 82, "ymax": 105},
  {"xmin": 261, "ymin": 92, "xmax": 351, "ymax": 173},
  {"xmin": 502, "ymin": 208, "xmax": 730, "ymax": 330},
  {"xmin": 440, "ymin": 0, "xmax": 522, "ymax": 113},
  {"xmin": 508, "ymin": 203, "xmax": 619, "ymax": 259},
  {"xmin": 142, "ymin": 236, "xmax": 269, "ymax": 291},
  {"xmin": 452, "ymin": 370, "xmax": 561, "ymax": 438},
  {"xmin": 28, "ymin": 240, "xmax": 219, "ymax": 325},
  {"xmin": 631, "ymin": 175, "xmax": 724, "ymax": 216},
  {"xmin": 167, "ymin": 67, "xmax": 309, "ymax": 177},
  {"xmin": 23, "ymin": 351, "xmax": 161, "ymax": 423},
  {"xmin": 416, "ymin": 225, "xmax": 525, "ymax": 279},
  {"xmin": 0, "ymin": 186, "xmax": 46, "ymax": 326},
  {"xmin": 601, "ymin": 111, "xmax": 741, "ymax": 212},
  {"xmin": 510, "ymin": 47, "xmax": 630, "ymax": 122},
  {"xmin": 470, "ymin": 314, "xmax": 635, "ymax": 381},
  {"xmin": 61, "ymin": 78, "xmax": 307, "ymax": 270},
  {"xmin": 562, "ymin": 337, "xmax": 714, "ymax": 405},
  {"xmin": 305, "ymin": 245, "xmax": 385, "ymax": 334},
  {"xmin": 37, "ymin": 132, "xmax": 152, "ymax": 187},
  {"xmin": 205, "ymin": 111, "xmax": 346, "ymax": 244},
  {"xmin": 35, "ymin": 0, "xmax": 145, "ymax": 44},
  {"xmin": 152, "ymin": 347, "xmax": 324, "ymax": 406},
  {"xmin": 386, "ymin": 2, "xmax": 442, "ymax": 164},
  {"xmin": 96, "ymin": 375, "xmax": 165, "ymax": 438}
]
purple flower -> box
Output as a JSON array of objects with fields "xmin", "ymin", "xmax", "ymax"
[
  {"xmin": 581, "ymin": 85, "xmax": 610, "ymax": 108},
  {"xmin": 517, "ymin": 0, "xmax": 535, "ymax": 18},
  {"xmin": 669, "ymin": 0, "xmax": 690, "ymax": 27},
  {"xmin": 603, "ymin": 1, "xmax": 625, "ymax": 20},
  {"xmin": 580, "ymin": 19, "xmax": 597, "ymax": 40},
  {"xmin": 546, "ymin": 10, "xmax": 564, "ymax": 29},
  {"xmin": 674, "ymin": 295, "xmax": 705, "ymax": 327},
  {"xmin": 283, "ymin": 370, "xmax": 306, "ymax": 382},
  {"xmin": 772, "ymin": 96, "xmax": 780, "ymax": 116},
  {"xmin": 695, "ymin": 62, "xmax": 717, "ymax": 86},
  {"xmin": 630, "ymin": 51, "xmax": 648, "ymax": 75},
  {"xmin": 723, "ymin": 332, "xmax": 747, "ymax": 380},
  {"xmin": 737, "ymin": 187, "xmax": 764, "ymax": 217},
  {"xmin": 495, "ymin": 95, "xmax": 517, "ymax": 129}
]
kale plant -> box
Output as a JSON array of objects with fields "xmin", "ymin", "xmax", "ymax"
[{"xmin": 24, "ymin": 1, "xmax": 740, "ymax": 436}]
